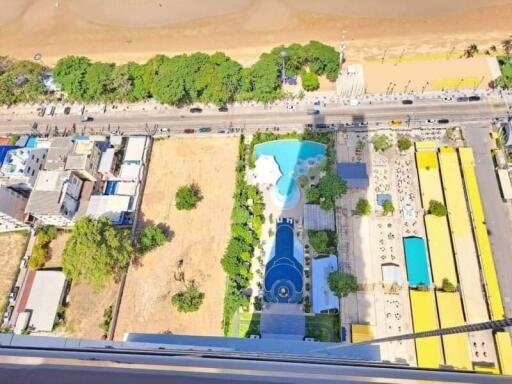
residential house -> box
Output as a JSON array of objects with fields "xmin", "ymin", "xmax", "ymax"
[
  {"xmin": 0, "ymin": 147, "xmax": 48, "ymax": 188},
  {"xmin": 0, "ymin": 186, "xmax": 29, "ymax": 232}
]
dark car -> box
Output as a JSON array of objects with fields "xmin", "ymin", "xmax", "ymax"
[
  {"xmin": 9, "ymin": 286, "xmax": 19, "ymax": 301},
  {"xmin": 456, "ymin": 96, "xmax": 469, "ymax": 102},
  {"xmin": 438, "ymin": 119, "xmax": 450, "ymax": 124},
  {"xmin": 190, "ymin": 107, "xmax": 203, "ymax": 113},
  {"xmin": 315, "ymin": 123, "xmax": 330, "ymax": 129},
  {"xmin": 402, "ymin": 99, "xmax": 413, "ymax": 105},
  {"xmin": 306, "ymin": 109, "xmax": 320, "ymax": 115},
  {"xmin": 198, "ymin": 127, "xmax": 211, "ymax": 133},
  {"xmin": 469, "ymin": 95, "xmax": 481, "ymax": 102},
  {"xmin": 183, "ymin": 128, "xmax": 195, "ymax": 134},
  {"xmin": 64, "ymin": 106, "xmax": 71, "ymax": 115},
  {"xmin": 218, "ymin": 106, "xmax": 228, "ymax": 112}
]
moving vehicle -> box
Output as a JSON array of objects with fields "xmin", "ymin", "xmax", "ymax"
[
  {"xmin": 158, "ymin": 128, "xmax": 170, "ymax": 133},
  {"xmin": 469, "ymin": 95, "xmax": 481, "ymax": 102},
  {"xmin": 438, "ymin": 119, "xmax": 450, "ymax": 124},
  {"xmin": 189, "ymin": 107, "xmax": 203, "ymax": 113},
  {"xmin": 306, "ymin": 109, "xmax": 320, "ymax": 115},
  {"xmin": 218, "ymin": 106, "xmax": 228, "ymax": 112},
  {"xmin": 183, "ymin": 128, "xmax": 195, "ymax": 134},
  {"xmin": 425, "ymin": 119, "xmax": 436, "ymax": 124},
  {"xmin": 349, "ymin": 99, "xmax": 360, "ymax": 106},
  {"xmin": 456, "ymin": 96, "xmax": 469, "ymax": 102},
  {"xmin": 198, "ymin": 127, "xmax": 212, "ymax": 133},
  {"xmin": 217, "ymin": 129, "xmax": 226, "ymax": 134},
  {"xmin": 402, "ymin": 99, "xmax": 413, "ymax": 105},
  {"xmin": 443, "ymin": 96, "xmax": 454, "ymax": 102},
  {"xmin": 389, "ymin": 119, "xmax": 402, "ymax": 126}
]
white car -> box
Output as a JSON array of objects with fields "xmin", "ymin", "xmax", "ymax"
[
  {"xmin": 443, "ymin": 96, "xmax": 454, "ymax": 102},
  {"xmin": 425, "ymin": 119, "xmax": 436, "ymax": 124}
]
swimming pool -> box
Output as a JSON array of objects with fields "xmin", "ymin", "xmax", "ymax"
[
  {"xmin": 254, "ymin": 140, "xmax": 326, "ymax": 210},
  {"xmin": 403, "ymin": 236, "xmax": 431, "ymax": 287}
]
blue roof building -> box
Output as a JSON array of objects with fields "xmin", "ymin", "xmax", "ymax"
[
  {"xmin": 0, "ymin": 145, "xmax": 20, "ymax": 165},
  {"xmin": 337, "ymin": 162, "xmax": 369, "ymax": 189}
]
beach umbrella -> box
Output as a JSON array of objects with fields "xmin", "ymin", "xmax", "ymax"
[{"xmin": 254, "ymin": 155, "xmax": 282, "ymax": 185}]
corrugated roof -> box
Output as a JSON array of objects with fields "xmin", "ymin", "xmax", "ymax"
[
  {"xmin": 336, "ymin": 163, "xmax": 369, "ymax": 188},
  {"xmin": 123, "ymin": 136, "xmax": 147, "ymax": 163},
  {"xmin": 303, "ymin": 204, "xmax": 335, "ymax": 231},
  {"xmin": 98, "ymin": 148, "xmax": 115, "ymax": 173}
]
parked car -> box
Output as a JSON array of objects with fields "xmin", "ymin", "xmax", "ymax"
[
  {"xmin": 189, "ymin": 107, "xmax": 203, "ymax": 113},
  {"xmin": 425, "ymin": 119, "xmax": 436, "ymax": 124},
  {"xmin": 314, "ymin": 123, "xmax": 330, "ymax": 129},
  {"xmin": 438, "ymin": 119, "xmax": 450, "ymax": 124},
  {"xmin": 63, "ymin": 106, "xmax": 71, "ymax": 115},
  {"xmin": 217, "ymin": 129, "xmax": 226, "ymax": 133},
  {"xmin": 198, "ymin": 127, "xmax": 212, "ymax": 133},
  {"xmin": 3, "ymin": 305, "xmax": 14, "ymax": 322},
  {"xmin": 183, "ymin": 128, "xmax": 195, "ymax": 134},
  {"xmin": 9, "ymin": 287, "xmax": 19, "ymax": 302},
  {"xmin": 389, "ymin": 119, "xmax": 403, "ymax": 126},
  {"xmin": 158, "ymin": 128, "xmax": 170, "ymax": 133},
  {"xmin": 469, "ymin": 95, "xmax": 481, "ymax": 102},
  {"xmin": 218, "ymin": 106, "xmax": 228, "ymax": 112},
  {"xmin": 80, "ymin": 116, "xmax": 93, "ymax": 123},
  {"xmin": 443, "ymin": 96, "xmax": 454, "ymax": 102},
  {"xmin": 456, "ymin": 96, "xmax": 469, "ymax": 102},
  {"xmin": 306, "ymin": 109, "xmax": 320, "ymax": 115},
  {"xmin": 402, "ymin": 99, "xmax": 414, "ymax": 105}
]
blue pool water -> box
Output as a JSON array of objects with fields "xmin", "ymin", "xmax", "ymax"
[
  {"xmin": 403, "ymin": 237, "xmax": 431, "ymax": 287},
  {"xmin": 254, "ymin": 140, "xmax": 326, "ymax": 209}
]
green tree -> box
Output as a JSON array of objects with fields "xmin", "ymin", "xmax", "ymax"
[
  {"xmin": 371, "ymin": 134, "xmax": 391, "ymax": 151},
  {"xmin": 355, "ymin": 198, "xmax": 371, "ymax": 216},
  {"xmin": 98, "ymin": 305, "xmax": 113, "ymax": 333},
  {"xmin": 305, "ymin": 187, "xmax": 321, "ymax": 203},
  {"xmin": 308, "ymin": 230, "xmax": 337, "ymax": 254},
  {"xmin": 35, "ymin": 225, "xmax": 57, "ymax": 246},
  {"xmin": 175, "ymin": 184, "xmax": 202, "ymax": 210},
  {"xmin": 301, "ymin": 71, "xmax": 320, "ymax": 91},
  {"xmin": 328, "ymin": 272, "xmax": 358, "ymax": 298},
  {"xmin": 53, "ymin": 56, "xmax": 92, "ymax": 99},
  {"xmin": 318, "ymin": 174, "xmax": 347, "ymax": 208},
  {"xmin": 463, "ymin": 44, "xmax": 479, "ymax": 58},
  {"xmin": 250, "ymin": 53, "xmax": 281, "ymax": 103},
  {"xmin": 62, "ymin": 216, "xmax": 134, "ymax": 290},
  {"xmin": 382, "ymin": 200, "xmax": 395, "ymax": 215},
  {"xmin": 304, "ymin": 41, "xmax": 340, "ymax": 81},
  {"xmin": 429, "ymin": 200, "xmax": 448, "ymax": 217},
  {"xmin": 83, "ymin": 62, "xmax": 115, "ymax": 100},
  {"xmin": 442, "ymin": 278, "xmax": 457, "ymax": 292},
  {"xmin": 397, "ymin": 136, "xmax": 412, "ymax": 151},
  {"xmin": 139, "ymin": 225, "xmax": 168, "ymax": 253},
  {"xmin": 171, "ymin": 281, "xmax": 205, "ymax": 313}
]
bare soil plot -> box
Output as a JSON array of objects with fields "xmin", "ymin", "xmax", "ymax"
[
  {"xmin": 114, "ymin": 137, "xmax": 238, "ymax": 339},
  {"xmin": 46, "ymin": 231, "xmax": 70, "ymax": 268},
  {"xmin": 0, "ymin": 231, "xmax": 28, "ymax": 312}
]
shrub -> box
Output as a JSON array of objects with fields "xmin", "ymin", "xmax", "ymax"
[
  {"xmin": 35, "ymin": 225, "xmax": 57, "ymax": 246},
  {"xmin": 175, "ymin": 184, "xmax": 202, "ymax": 210},
  {"xmin": 382, "ymin": 200, "xmax": 395, "ymax": 215},
  {"xmin": 328, "ymin": 272, "xmax": 358, "ymax": 298},
  {"xmin": 371, "ymin": 134, "xmax": 391, "ymax": 152},
  {"xmin": 355, "ymin": 198, "xmax": 371, "ymax": 216},
  {"xmin": 138, "ymin": 224, "xmax": 168, "ymax": 253},
  {"xmin": 98, "ymin": 305, "xmax": 113, "ymax": 333},
  {"xmin": 28, "ymin": 244, "xmax": 46, "ymax": 269},
  {"xmin": 231, "ymin": 206, "xmax": 250, "ymax": 224},
  {"xmin": 171, "ymin": 281, "xmax": 205, "ymax": 313},
  {"xmin": 429, "ymin": 200, "xmax": 448, "ymax": 217},
  {"xmin": 301, "ymin": 71, "xmax": 320, "ymax": 91},
  {"xmin": 306, "ymin": 187, "xmax": 321, "ymax": 203},
  {"xmin": 442, "ymin": 278, "xmax": 457, "ymax": 292},
  {"xmin": 397, "ymin": 136, "xmax": 412, "ymax": 151}
]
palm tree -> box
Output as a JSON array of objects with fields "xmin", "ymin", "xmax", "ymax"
[
  {"xmin": 490, "ymin": 45, "xmax": 497, "ymax": 53},
  {"xmin": 463, "ymin": 44, "xmax": 479, "ymax": 58},
  {"xmin": 502, "ymin": 39, "xmax": 512, "ymax": 55}
]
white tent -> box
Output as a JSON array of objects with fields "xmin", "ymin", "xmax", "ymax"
[{"xmin": 254, "ymin": 155, "xmax": 282, "ymax": 185}]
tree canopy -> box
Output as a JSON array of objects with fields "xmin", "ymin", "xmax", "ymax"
[
  {"xmin": 171, "ymin": 281, "xmax": 205, "ymax": 313},
  {"xmin": 62, "ymin": 216, "xmax": 134, "ymax": 290},
  {"xmin": 397, "ymin": 136, "xmax": 412, "ymax": 151},
  {"xmin": 371, "ymin": 134, "xmax": 392, "ymax": 152},
  {"xmin": 317, "ymin": 174, "xmax": 347, "ymax": 210},
  {"xmin": 301, "ymin": 71, "xmax": 320, "ymax": 91},
  {"xmin": 429, "ymin": 200, "xmax": 448, "ymax": 217},
  {"xmin": 308, "ymin": 230, "xmax": 337, "ymax": 254},
  {"xmin": 139, "ymin": 224, "xmax": 168, "ymax": 253},
  {"xmin": 328, "ymin": 272, "xmax": 358, "ymax": 298},
  {"xmin": 175, "ymin": 184, "xmax": 202, "ymax": 210},
  {"xmin": 382, "ymin": 200, "xmax": 395, "ymax": 215},
  {"xmin": 355, "ymin": 198, "xmax": 371, "ymax": 216}
]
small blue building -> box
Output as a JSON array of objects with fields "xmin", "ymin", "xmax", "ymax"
[{"xmin": 337, "ymin": 162, "xmax": 369, "ymax": 189}]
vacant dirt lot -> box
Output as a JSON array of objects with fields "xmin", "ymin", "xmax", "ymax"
[
  {"xmin": 47, "ymin": 231, "xmax": 118, "ymax": 339},
  {"xmin": 0, "ymin": 231, "xmax": 27, "ymax": 312},
  {"xmin": 114, "ymin": 137, "xmax": 238, "ymax": 339}
]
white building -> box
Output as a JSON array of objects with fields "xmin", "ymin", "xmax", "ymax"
[
  {"xmin": 86, "ymin": 195, "xmax": 131, "ymax": 224},
  {"xmin": 0, "ymin": 147, "xmax": 48, "ymax": 187},
  {"xmin": 0, "ymin": 186, "xmax": 29, "ymax": 232},
  {"xmin": 123, "ymin": 136, "xmax": 148, "ymax": 164}
]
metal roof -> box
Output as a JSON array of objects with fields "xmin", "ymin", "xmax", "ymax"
[
  {"xmin": 312, "ymin": 255, "xmax": 339, "ymax": 314},
  {"xmin": 336, "ymin": 163, "xmax": 369, "ymax": 188}
]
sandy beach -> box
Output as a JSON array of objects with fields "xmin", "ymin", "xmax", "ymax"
[{"xmin": 1, "ymin": 0, "xmax": 512, "ymax": 66}]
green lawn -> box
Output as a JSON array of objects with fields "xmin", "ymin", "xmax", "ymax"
[
  {"xmin": 305, "ymin": 314, "xmax": 340, "ymax": 342},
  {"xmin": 238, "ymin": 312, "xmax": 261, "ymax": 337}
]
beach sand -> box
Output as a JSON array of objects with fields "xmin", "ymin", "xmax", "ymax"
[{"xmin": 1, "ymin": 0, "xmax": 512, "ymax": 66}]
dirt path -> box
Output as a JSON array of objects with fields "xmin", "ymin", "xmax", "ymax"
[{"xmin": 114, "ymin": 137, "xmax": 238, "ymax": 339}]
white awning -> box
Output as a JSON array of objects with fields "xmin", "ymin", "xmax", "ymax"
[{"xmin": 254, "ymin": 155, "xmax": 282, "ymax": 185}]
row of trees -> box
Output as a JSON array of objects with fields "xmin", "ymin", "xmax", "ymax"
[
  {"xmin": 0, "ymin": 57, "xmax": 47, "ymax": 105},
  {"xmin": 221, "ymin": 136, "xmax": 265, "ymax": 334},
  {"xmin": 29, "ymin": 225, "xmax": 58, "ymax": 269},
  {"xmin": 49, "ymin": 41, "xmax": 338, "ymax": 106}
]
